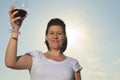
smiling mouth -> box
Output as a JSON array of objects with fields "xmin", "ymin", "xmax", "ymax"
[{"xmin": 52, "ymin": 40, "xmax": 59, "ymax": 43}]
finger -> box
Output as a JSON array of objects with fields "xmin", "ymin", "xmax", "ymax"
[
  {"xmin": 9, "ymin": 5, "xmax": 15, "ymax": 16},
  {"xmin": 11, "ymin": 17, "xmax": 21, "ymax": 23},
  {"xmin": 11, "ymin": 17, "xmax": 22, "ymax": 27},
  {"xmin": 11, "ymin": 10, "xmax": 19, "ymax": 18}
]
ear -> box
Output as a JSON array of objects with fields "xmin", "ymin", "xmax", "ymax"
[
  {"xmin": 45, "ymin": 35, "xmax": 48, "ymax": 41},
  {"xmin": 63, "ymin": 34, "xmax": 67, "ymax": 41}
]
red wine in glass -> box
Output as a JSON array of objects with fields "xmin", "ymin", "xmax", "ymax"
[
  {"xmin": 12, "ymin": 9, "xmax": 27, "ymax": 18},
  {"xmin": 13, "ymin": 0, "xmax": 28, "ymax": 18}
]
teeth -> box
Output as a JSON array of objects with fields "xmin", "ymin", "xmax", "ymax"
[
  {"xmin": 54, "ymin": 41, "xmax": 58, "ymax": 42},
  {"xmin": 53, "ymin": 40, "xmax": 59, "ymax": 43}
]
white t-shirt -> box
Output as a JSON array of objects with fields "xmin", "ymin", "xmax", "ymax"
[{"xmin": 28, "ymin": 50, "xmax": 82, "ymax": 80}]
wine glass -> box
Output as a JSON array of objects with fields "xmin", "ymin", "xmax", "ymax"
[{"xmin": 12, "ymin": 0, "xmax": 28, "ymax": 18}]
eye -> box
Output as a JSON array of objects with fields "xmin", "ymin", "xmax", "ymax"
[
  {"xmin": 57, "ymin": 32, "xmax": 63, "ymax": 35},
  {"xmin": 49, "ymin": 32, "xmax": 54, "ymax": 35}
]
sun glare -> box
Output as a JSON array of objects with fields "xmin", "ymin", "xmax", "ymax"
[{"xmin": 66, "ymin": 23, "xmax": 83, "ymax": 47}]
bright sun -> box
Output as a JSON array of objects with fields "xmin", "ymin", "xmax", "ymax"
[{"xmin": 66, "ymin": 23, "xmax": 83, "ymax": 47}]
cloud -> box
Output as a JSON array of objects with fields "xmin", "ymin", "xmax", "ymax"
[
  {"xmin": 93, "ymin": 72, "xmax": 108, "ymax": 77},
  {"xmin": 113, "ymin": 60, "xmax": 120, "ymax": 64},
  {"xmin": 91, "ymin": 71, "xmax": 108, "ymax": 77}
]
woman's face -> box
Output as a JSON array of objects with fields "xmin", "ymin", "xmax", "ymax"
[{"xmin": 46, "ymin": 25, "xmax": 65, "ymax": 50}]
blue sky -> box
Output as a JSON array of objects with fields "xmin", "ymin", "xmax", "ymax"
[{"xmin": 0, "ymin": 0, "xmax": 120, "ymax": 80}]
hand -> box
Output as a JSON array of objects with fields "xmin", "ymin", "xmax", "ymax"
[{"xmin": 9, "ymin": 5, "xmax": 27, "ymax": 31}]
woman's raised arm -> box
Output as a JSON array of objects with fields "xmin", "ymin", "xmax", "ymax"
[{"xmin": 5, "ymin": 6, "xmax": 32, "ymax": 70}]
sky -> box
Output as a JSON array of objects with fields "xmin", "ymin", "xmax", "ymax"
[{"xmin": 0, "ymin": 0, "xmax": 120, "ymax": 80}]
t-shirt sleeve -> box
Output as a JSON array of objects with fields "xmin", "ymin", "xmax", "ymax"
[
  {"xmin": 72, "ymin": 58, "xmax": 82, "ymax": 72},
  {"xmin": 26, "ymin": 50, "xmax": 42, "ymax": 58}
]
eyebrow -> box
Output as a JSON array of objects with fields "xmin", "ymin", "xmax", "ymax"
[{"xmin": 49, "ymin": 31, "xmax": 63, "ymax": 32}]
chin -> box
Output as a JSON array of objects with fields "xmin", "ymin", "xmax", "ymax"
[{"xmin": 51, "ymin": 46, "xmax": 61, "ymax": 50}]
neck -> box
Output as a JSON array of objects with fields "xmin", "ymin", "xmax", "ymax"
[{"xmin": 47, "ymin": 49, "xmax": 63, "ymax": 56}]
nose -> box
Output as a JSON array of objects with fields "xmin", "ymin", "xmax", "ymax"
[{"xmin": 54, "ymin": 33, "xmax": 58, "ymax": 39}]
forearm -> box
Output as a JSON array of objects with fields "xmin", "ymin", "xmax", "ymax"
[
  {"xmin": 5, "ymin": 31, "xmax": 19, "ymax": 68},
  {"xmin": 75, "ymin": 71, "xmax": 81, "ymax": 80}
]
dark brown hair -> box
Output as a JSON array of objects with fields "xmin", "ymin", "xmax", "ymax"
[{"xmin": 45, "ymin": 18, "xmax": 67, "ymax": 53}]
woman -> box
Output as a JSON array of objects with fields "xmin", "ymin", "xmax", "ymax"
[{"xmin": 5, "ymin": 6, "xmax": 82, "ymax": 80}]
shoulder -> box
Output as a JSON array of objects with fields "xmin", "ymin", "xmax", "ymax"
[
  {"xmin": 26, "ymin": 50, "xmax": 43, "ymax": 57},
  {"xmin": 67, "ymin": 57, "xmax": 79, "ymax": 63},
  {"xmin": 67, "ymin": 57, "xmax": 82, "ymax": 72}
]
